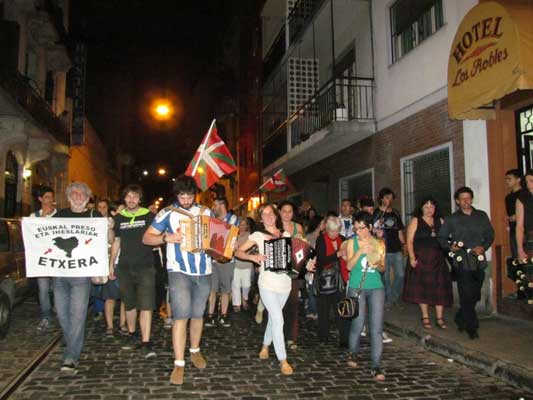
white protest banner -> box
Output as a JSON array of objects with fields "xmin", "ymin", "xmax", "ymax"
[{"xmin": 22, "ymin": 217, "xmax": 109, "ymax": 277}]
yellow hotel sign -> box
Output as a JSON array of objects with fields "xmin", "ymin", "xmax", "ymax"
[{"xmin": 448, "ymin": 1, "xmax": 533, "ymax": 120}]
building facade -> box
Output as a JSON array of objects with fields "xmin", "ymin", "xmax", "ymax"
[
  {"xmin": 0, "ymin": 0, "xmax": 73, "ymax": 214},
  {"xmin": 259, "ymin": 0, "xmax": 525, "ymax": 315}
]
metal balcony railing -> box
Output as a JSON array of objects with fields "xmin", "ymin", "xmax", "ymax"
[
  {"xmin": 290, "ymin": 77, "xmax": 374, "ymax": 146},
  {"xmin": 262, "ymin": 77, "xmax": 374, "ymax": 167},
  {"xmin": 0, "ymin": 67, "xmax": 70, "ymax": 146},
  {"xmin": 287, "ymin": 0, "xmax": 325, "ymax": 45}
]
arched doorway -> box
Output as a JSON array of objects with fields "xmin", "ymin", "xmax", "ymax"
[{"xmin": 4, "ymin": 151, "xmax": 18, "ymax": 218}]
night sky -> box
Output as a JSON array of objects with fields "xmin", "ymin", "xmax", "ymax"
[{"xmin": 70, "ymin": 0, "xmax": 246, "ymax": 181}]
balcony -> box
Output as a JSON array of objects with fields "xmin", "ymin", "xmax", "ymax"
[
  {"xmin": 262, "ymin": 24, "xmax": 286, "ymax": 84},
  {"xmin": 262, "ymin": 76, "xmax": 375, "ymax": 174},
  {"xmin": 0, "ymin": 68, "xmax": 70, "ymax": 146},
  {"xmin": 287, "ymin": 0, "xmax": 325, "ymax": 45}
]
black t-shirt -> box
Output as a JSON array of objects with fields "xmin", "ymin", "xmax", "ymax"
[
  {"xmin": 505, "ymin": 189, "xmax": 523, "ymax": 217},
  {"xmin": 518, "ymin": 190, "xmax": 533, "ymax": 233},
  {"xmin": 55, "ymin": 208, "xmax": 102, "ymax": 218},
  {"xmin": 373, "ymin": 208, "xmax": 404, "ymax": 253},
  {"xmin": 113, "ymin": 211, "xmax": 155, "ymax": 267}
]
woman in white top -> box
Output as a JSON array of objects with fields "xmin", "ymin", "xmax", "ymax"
[
  {"xmin": 233, "ymin": 217, "xmax": 255, "ymax": 311},
  {"xmin": 235, "ymin": 204, "xmax": 293, "ymax": 376}
]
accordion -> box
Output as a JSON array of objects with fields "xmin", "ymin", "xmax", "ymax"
[
  {"xmin": 180, "ymin": 215, "xmax": 239, "ymax": 263},
  {"xmin": 264, "ymin": 237, "xmax": 314, "ymax": 276}
]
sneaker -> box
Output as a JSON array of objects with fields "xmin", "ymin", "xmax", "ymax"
[
  {"xmin": 93, "ymin": 312, "xmax": 103, "ymax": 321},
  {"xmin": 190, "ymin": 352, "xmax": 206, "ymax": 369},
  {"xmin": 219, "ymin": 315, "xmax": 230, "ymax": 328},
  {"xmin": 137, "ymin": 341, "xmax": 156, "ymax": 359},
  {"xmin": 121, "ymin": 332, "xmax": 139, "ymax": 350},
  {"xmin": 170, "ymin": 366, "xmax": 184, "ymax": 385},
  {"xmin": 204, "ymin": 315, "xmax": 216, "ymax": 327},
  {"xmin": 360, "ymin": 326, "xmax": 367, "ymax": 337},
  {"xmin": 164, "ymin": 318, "xmax": 173, "ymax": 330},
  {"xmin": 37, "ymin": 318, "xmax": 49, "ymax": 332},
  {"xmin": 382, "ymin": 332, "xmax": 393, "ymax": 343},
  {"xmin": 60, "ymin": 361, "xmax": 77, "ymax": 373}
]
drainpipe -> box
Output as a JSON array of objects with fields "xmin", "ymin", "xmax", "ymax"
[{"xmin": 330, "ymin": 0, "xmax": 336, "ymax": 117}]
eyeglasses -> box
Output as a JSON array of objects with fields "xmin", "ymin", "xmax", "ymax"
[{"xmin": 354, "ymin": 225, "xmax": 369, "ymax": 231}]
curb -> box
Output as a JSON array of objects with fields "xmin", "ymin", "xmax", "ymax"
[{"xmin": 384, "ymin": 320, "xmax": 533, "ymax": 394}]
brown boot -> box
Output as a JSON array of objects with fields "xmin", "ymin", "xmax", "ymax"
[
  {"xmin": 258, "ymin": 345, "xmax": 269, "ymax": 360},
  {"xmin": 190, "ymin": 352, "xmax": 206, "ymax": 369},
  {"xmin": 280, "ymin": 360, "xmax": 293, "ymax": 375},
  {"xmin": 170, "ymin": 366, "xmax": 184, "ymax": 385}
]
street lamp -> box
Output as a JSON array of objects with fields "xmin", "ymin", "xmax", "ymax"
[
  {"xmin": 158, "ymin": 168, "xmax": 166, "ymax": 176},
  {"xmin": 143, "ymin": 170, "xmax": 149, "ymax": 176},
  {"xmin": 151, "ymin": 99, "xmax": 173, "ymax": 121}
]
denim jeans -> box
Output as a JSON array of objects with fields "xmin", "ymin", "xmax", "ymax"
[
  {"xmin": 306, "ymin": 281, "xmax": 317, "ymax": 315},
  {"xmin": 168, "ymin": 271, "xmax": 211, "ymax": 320},
  {"xmin": 384, "ymin": 252, "xmax": 404, "ymax": 303},
  {"xmin": 348, "ymin": 287, "xmax": 385, "ymax": 369},
  {"xmin": 260, "ymin": 288, "xmax": 290, "ymax": 361},
  {"xmin": 53, "ymin": 277, "xmax": 91, "ymax": 364},
  {"xmin": 37, "ymin": 277, "xmax": 53, "ymax": 320}
]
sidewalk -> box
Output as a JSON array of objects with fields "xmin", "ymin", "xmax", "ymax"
[{"xmin": 384, "ymin": 303, "xmax": 533, "ymax": 393}]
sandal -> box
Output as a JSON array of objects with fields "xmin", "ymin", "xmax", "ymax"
[
  {"xmin": 118, "ymin": 325, "xmax": 129, "ymax": 336},
  {"xmin": 435, "ymin": 318, "xmax": 447, "ymax": 329},
  {"xmin": 371, "ymin": 368, "xmax": 386, "ymax": 381},
  {"xmin": 346, "ymin": 353, "xmax": 358, "ymax": 368},
  {"xmin": 422, "ymin": 317, "xmax": 432, "ymax": 330},
  {"xmin": 287, "ymin": 340, "xmax": 298, "ymax": 350},
  {"xmin": 105, "ymin": 328, "xmax": 114, "ymax": 337}
]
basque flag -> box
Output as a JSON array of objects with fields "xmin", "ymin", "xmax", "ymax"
[{"xmin": 185, "ymin": 119, "xmax": 237, "ymax": 192}]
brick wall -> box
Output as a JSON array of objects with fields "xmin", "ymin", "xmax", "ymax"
[{"xmin": 291, "ymin": 99, "xmax": 465, "ymax": 213}]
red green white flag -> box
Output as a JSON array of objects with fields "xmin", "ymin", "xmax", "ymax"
[
  {"xmin": 259, "ymin": 169, "xmax": 289, "ymax": 192},
  {"xmin": 185, "ymin": 119, "xmax": 237, "ymax": 192}
]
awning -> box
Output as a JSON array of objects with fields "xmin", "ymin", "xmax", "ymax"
[{"xmin": 448, "ymin": 0, "xmax": 533, "ymax": 120}]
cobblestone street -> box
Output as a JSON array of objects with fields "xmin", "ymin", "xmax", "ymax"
[{"xmin": 1, "ymin": 300, "xmax": 529, "ymax": 400}]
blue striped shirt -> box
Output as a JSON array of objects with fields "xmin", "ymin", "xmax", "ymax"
[{"xmin": 151, "ymin": 203, "xmax": 213, "ymax": 276}]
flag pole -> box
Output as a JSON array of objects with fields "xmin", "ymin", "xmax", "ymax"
[{"xmin": 191, "ymin": 118, "xmax": 216, "ymax": 176}]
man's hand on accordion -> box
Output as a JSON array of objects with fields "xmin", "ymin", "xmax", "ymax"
[{"xmin": 164, "ymin": 232, "xmax": 181, "ymax": 244}]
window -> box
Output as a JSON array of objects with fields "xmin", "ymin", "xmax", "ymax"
[
  {"xmin": 390, "ymin": 0, "xmax": 444, "ymax": 62},
  {"xmin": 402, "ymin": 145, "xmax": 452, "ymax": 222},
  {"xmin": 517, "ymin": 105, "xmax": 533, "ymax": 174},
  {"xmin": 339, "ymin": 169, "xmax": 374, "ymax": 209}
]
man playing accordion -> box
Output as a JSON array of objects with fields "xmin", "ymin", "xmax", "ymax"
[{"xmin": 143, "ymin": 175, "xmax": 213, "ymax": 385}]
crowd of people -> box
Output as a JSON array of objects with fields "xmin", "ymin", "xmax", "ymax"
[{"xmin": 30, "ymin": 172, "xmax": 509, "ymax": 385}]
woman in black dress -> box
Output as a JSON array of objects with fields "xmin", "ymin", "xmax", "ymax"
[{"xmin": 403, "ymin": 197, "xmax": 452, "ymax": 329}]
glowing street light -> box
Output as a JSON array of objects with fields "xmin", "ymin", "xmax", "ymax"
[
  {"xmin": 158, "ymin": 168, "xmax": 166, "ymax": 176},
  {"xmin": 158, "ymin": 197, "xmax": 163, "ymax": 201},
  {"xmin": 142, "ymin": 170, "xmax": 149, "ymax": 176},
  {"xmin": 151, "ymin": 99, "xmax": 173, "ymax": 121}
]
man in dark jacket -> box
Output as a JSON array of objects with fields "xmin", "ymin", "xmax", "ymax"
[{"xmin": 438, "ymin": 187, "xmax": 494, "ymax": 339}]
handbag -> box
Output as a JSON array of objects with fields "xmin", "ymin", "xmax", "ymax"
[
  {"xmin": 337, "ymin": 266, "xmax": 369, "ymax": 320},
  {"xmin": 314, "ymin": 261, "xmax": 344, "ymax": 296}
]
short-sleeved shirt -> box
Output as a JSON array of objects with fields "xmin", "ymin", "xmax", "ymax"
[
  {"xmin": 151, "ymin": 203, "xmax": 213, "ymax": 276},
  {"xmin": 373, "ymin": 208, "xmax": 404, "ymax": 253},
  {"xmin": 248, "ymin": 230, "xmax": 292, "ymax": 294},
  {"xmin": 348, "ymin": 237, "xmax": 384, "ymax": 290},
  {"xmin": 113, "ymin": 208, "xmax": 155, "ymax": 268},
  {"xmin": 505, "ymin": 190, "xmax": 523, "ymax": 217},
  {"xmin": 31, "ymin": 209, "xmax": 57, "ymax": 218},
  {"xmin": 339, "ymin": 216, "xmax": 355, "ymax": 239}
]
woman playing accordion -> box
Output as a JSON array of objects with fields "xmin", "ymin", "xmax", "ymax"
[{"xmin": 234, "ymin": 203, "xmax": 294, "ymax": 376}]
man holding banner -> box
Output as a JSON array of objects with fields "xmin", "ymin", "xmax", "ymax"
[{"xmin": 22, "ymin": 182, "xmax": 107, "ymax": 373}]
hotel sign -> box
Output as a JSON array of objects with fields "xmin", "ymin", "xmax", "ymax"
[{"xmin": 448, "ymin": 1, "xmax": 533, "ymax": 120}]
